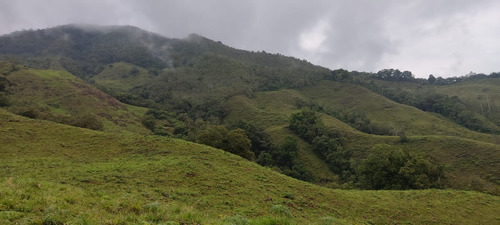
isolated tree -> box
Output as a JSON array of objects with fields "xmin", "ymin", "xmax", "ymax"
[
  {"xmin": 227, "ymin": 128, "xmax": 254, "ymax": 160},
  {"xmin": 428, "ymin": 74, "xmax": 436, "ymax": 84},
  {"xmin": 197, "ymin": 125, "xmax": 229, "ymax": 150},
  {"xmin": 0, "ymin": 93, "xmax": 8, "ymax": 107},
  {"xmin": 230, "ymin": 120, "xmax": 273, "ymax": 155},
  {"xmin": 276, "ymin": 136, "xmax": 298, "ymax": 168}
]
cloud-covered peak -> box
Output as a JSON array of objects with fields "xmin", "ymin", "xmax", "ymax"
[{"xmin": 1, "ymin": 0, "xmax": 499, "ymax": 77}]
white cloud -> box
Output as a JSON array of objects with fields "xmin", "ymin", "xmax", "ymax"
[{"xmin": 299, "ymin": 19, "xmax": 329, "ymax": 53}]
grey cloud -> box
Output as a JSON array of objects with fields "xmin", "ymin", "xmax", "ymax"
[{"xmin": 0, "ymin": 0, "xmax": 499, "ymax": 77}]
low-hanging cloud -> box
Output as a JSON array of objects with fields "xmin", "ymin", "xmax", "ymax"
[{"xmin": 1, "ymin": 0, "xmax": 499, "ymax": 77}]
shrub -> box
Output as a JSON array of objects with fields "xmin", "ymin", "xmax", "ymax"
[
  {"xmin": 70, "ymin": 113, "xmax": 104, "ymax": 131},
  {"xmin": 141, "ymin": 115, "xmax": 156, "ymax": 131},
  {"xmin": 0, "ymin": 93, "xmax": 10, "ymax": 106}
]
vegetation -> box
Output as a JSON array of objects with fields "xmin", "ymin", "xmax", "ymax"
[
  {"xmin": 224, "ymin": 87, "xmax": 500, "ymax": 193},
  {"xmin": 197, "ymin": 125, "xmax": 255, "ymax": 160},
  {"xmin": 0, "ymin": 24, "xmax": 500, "ymax": 223},
  {"xmin": 0, "ymin": 65, "xmax": 149, "ymax": 134},
  {"xmin": 1, "ymin": 109, "xmax": 499, "ymax": 224},
  {"xmin": 357, "ymin": 144, "xmax": 444, "ymax": 190},
  {"xmin": 0, "ymin": 25, "xmax": 499, "ymax": 193},
  {"xmin": 352, "ymin": 70, "xmax": 500, "ymax": 134},
  {"xmin": 289, "ymin": 110, "xmax": 352, "ymax": 180}
]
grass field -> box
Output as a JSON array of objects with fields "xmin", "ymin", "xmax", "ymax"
[{"xmin": 1, "ymin": 109, "xmax": 499, "ymax": 224}]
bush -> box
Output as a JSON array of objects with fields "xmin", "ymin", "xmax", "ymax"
[
  {"xmin": 0, "ymin": 93, "xmax": 10, "ymax": 106},
  {"xmin": 19, "ymin": 108, "xmax": 40, "ymax": 118},
  {"xmin": 141, "ymin": 115, "xmax": 156, "ymax": 131},
  {"xmin": 70, "ymin": 113, "xmax": 104, "ymax": 131}
]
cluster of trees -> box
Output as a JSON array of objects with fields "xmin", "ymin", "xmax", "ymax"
[
  {"xmin": 191, "ymin": 121, "xmax": 309, "ymax": 180},
  {"xmin": 197, "ymin": 125, "xmax": 254, "ymax": 160},
  {"xmin": 289, "ymin": 110, "xmax": 445, "ymax": 189},
  {"xmin": 357, "ymin": 144, "xmax": 444, "ymax": 189},
  {"xmin": 295, "ymin": 100, "xmax": 392, "ymax": 135},
  {"xmin": 373, "ymin": 69, "xmax": 414, "ymax": 82},
  {"xmin": 289, "ymin": 109, "xmax": 352, "ymax": 180},
  {"xmin": 428, "ymin": 72, "xmax": 500, "ymax": 85}
]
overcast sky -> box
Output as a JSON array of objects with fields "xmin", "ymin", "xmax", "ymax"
[{"xmin": 1, "ymin": 0, "xmax": 499, "ymax": 78}]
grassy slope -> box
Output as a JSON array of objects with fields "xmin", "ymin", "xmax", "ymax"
[
  {"xmin": 370, "ymin": 78, "xmax": 500, "ymax": 132},
  {"xmin": 1, "ymin": 109, "xmax": 499, "ymax": 224},
  {"xmin": 225, "ymin": 83, "xmax": 500, "ymax": 193},
  {"xmin": 92, "ymin": 62, "xmax": 158, "ymax": 92},
  {"xmin": 300, "ymin": 80, "xmax": 493, "ymax": 142},
  {"xmin": 4, "ymin": 67, "xmax": 150, "ymax": 134},
  {"xmin": 225, "ymin": 91, "xmax": 340, "ymax": 184},
  {"xmin": 431, "ymin": 78, "xmax": 500, "ymax": 126}
]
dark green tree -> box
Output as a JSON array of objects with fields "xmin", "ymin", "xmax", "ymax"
[
  {"xmin": 276, "ymin": 136, "xmax": 298, "ymax": 168},
  {"xmin": 428, "ymin": 74, "xmax": 436, "ymax": 84},
  {"xmin": 227, "ymin": 128, "xmax": 254, "ymax": 160},
  {"xmin": 196, "ymin": 125, "xmax": 229, "ymax": 150},
  {"xmin": 357, "ymin": 144, "xmax": 444, "ymax": 190},
  {"xmin": 197, "ymin": 125, "xmax": 255, "ymax": 160}
]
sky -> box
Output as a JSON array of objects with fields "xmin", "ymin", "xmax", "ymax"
[{"xmin": 1, "ymin": 0, "xmax": 499, "ymax": 78}]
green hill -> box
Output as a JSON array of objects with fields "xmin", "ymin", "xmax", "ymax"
[
  {"xmin": 430, "ymin": 78, "xmax": 500, "ymax": 127},
  {"xmin": 299, "ymin": 80, "xmax": 494, "ymax": 141},
  {"xmin": 0, "ymin": 62, "xmax": 149, "ymax": 134},
  {"xmin": 1, "ymin": 109, "xmax": 499, "ymax": 224},
  {"xmin": 361, "ymin": 76, "xmax": 500, "ymax": 134},
  {"xmin": 224, "ymin": 84, "xmax": 500, "ymax": 193}
]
